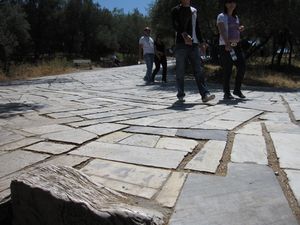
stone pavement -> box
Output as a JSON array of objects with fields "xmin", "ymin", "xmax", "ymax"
[{"xmin": 0, "ymin": 63, "xmax": 300, "ymax": 224}]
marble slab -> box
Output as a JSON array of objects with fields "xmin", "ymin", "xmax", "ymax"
[
  {"xmin": 0, "ymin": 150, "xmax": 49, "ymax": 178},
  {"xmin": 176, "ymin": 129, "xmax": 228, "ymax": 141},
  {"xmin": 70, "ymin": 142, "xmax": 187, "ymax": 169},
  {"xmin": 25, "ymin": 141, "xmax": 76, "ymax": 155},
  {"xmin": 155, "ymin": 137, "xmax": 198, "ymax": 152},
  {"xmin": 0, "ymin": 137, "xmax": 41, "ymax": 151},
  {"xmin": 231, "ymin": 134, "xmax": 268, "ymax": 165},
  {"xmin": 185, "ymin": 140, "xmax": 226, "ymax": 173},
  {"xmin": 285, "ymin": 169, "xmax": 300, "ymax": 203},
  {"xmin": 235, "ymin": 122, "xmax": 262, "ymax": 136},
  {"xmin": 97, "ymin": 131, "xmax": 132, "ymax": 143},
  {"xmin": 82, "ymin": 123, "xmax": 129, "ymax": 136},
  {"xmin": 125, "ymin": 126, "xmax": 178, "ymax": 137},
  {"xmin": 119, "ymin": 134, "xmax": 160, "ymax": 147},
  {"xmin": 169, "ymin": 163, "xmax": 298, "ymax": 225},
  {"xmin": 41, "ymin": 129, "xmax": 97, "ymax": 144},
  {"xmin": 270, "ymin": 133, "xmax": 300, "ymax": 169}
]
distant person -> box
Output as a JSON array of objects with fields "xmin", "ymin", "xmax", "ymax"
[
  {"xmin": 171, "ymin": 0, "xmax": 215, "ymax": 103},
  {"xmin": 111, "ymin": 53, "xmax": 120, "ymax": 66},
  {"xmin": 217, "ymin": 0, "xmax": 246, "ymax": 100},
  {"xmin": 151, "ymin": 34, "xmax": 167, "ymax": 83},
  {"xmin": 139, "ymin": 27, "xmax": 155, "ymax": 84}
]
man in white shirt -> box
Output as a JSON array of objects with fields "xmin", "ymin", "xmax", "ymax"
[{"xmin": 139, "ymin": 27, "xmax": 155, "ymax": 84}]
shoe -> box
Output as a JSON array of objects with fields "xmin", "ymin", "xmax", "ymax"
[
  {"xmin": 202, "ymin": 93, "xmax": 215, "ymax": 103},
  {"xmin": 233, "ymin": 90, "xmax": 246, "ymax": 98},
  {"xmin": 223, "ymin": 93, "xmax": 235, "ymax": 100},
  {"xmin": 177, "ymin": 97, "xmax": 185, "ymax": 103}
]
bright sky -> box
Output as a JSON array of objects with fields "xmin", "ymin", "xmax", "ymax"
[{"xmin": 96, "ymin": 0, "xmax": 155, "ymax": 15}]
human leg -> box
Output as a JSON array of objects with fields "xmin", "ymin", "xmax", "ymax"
[
  {"xmin": 151, "ymin": 55, "xmax": 160, "ymax": 81},
  {"xmin": 161, "ymin": 56, "xmax": 167, "ymax": 82},
  {"xmin": 233, "ymin": 47, "xmax": 246, "ymax": 98},
  {"xmin": 144, "ymin": 54, "xmax": 154, "ymax": 82},
  {"xmin": 175, "ymin": 45, "xmax": 187, "ymax": 99},
  {"xmin": 219, "ymin": 46, "xmax": 234, "ymax": 98}
]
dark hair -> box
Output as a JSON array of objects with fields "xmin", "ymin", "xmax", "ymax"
[{"xmin": 223, "ymin": 0, "xmax": 237, "ymax": 18}]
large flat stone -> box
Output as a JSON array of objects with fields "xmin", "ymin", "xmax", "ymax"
[
  {"xmin": 231, "ymin": 134, "xmax": 268, "ymax": 165},
  {"xmin": 185, "ymin": 140, "xmax": 226, "ymax": 173},
  {"xmin": 82, "ymin": 123, "xmax": 128, "ymax": 136},
  {"xmin": 265, "ymin": 121, "xmax": 300, "ymax": 134},
  {"xmin": 0, "ymin": 137, "xmax": 41, "ymax": 151},
  {"xmin": 155, "ymin": 172, "xmax": 187, "ymax": 208},
  {"xmin": 25, "ymin": 142, "xmax": 76, "ymax": 155},
  {"xmin": 270, "ymin": 132, "xmax": 300, "ymax": 169},
  {"xmin": 0, "ymin": 150, "xmax": 49, "ymax": 178},
  {"xmin": 21, "ymin": 124, "xmax": 71, "ymax": 135},
  {"xmin": 155, "ymin": 137, "xmax": 198, "ymax": 152},
  {"xmin": 70, "ymin": 142, "xmax": 186, "ymax": 169},
  {"xmin": 125, "ymin": 126, "xmax": 178, "ymax": 137},
  {"xmin": 169, "ymin": 163, "xmax": 298, "ymax": 225},
  {"xmin": 235, "ymin": 122, "xmax": 262, "ymax": 136},
  {"xmin": 176, "ymin": 129, "xmax": 228, "ymax": 141},
  {"xmin": 41, "ymin": 129, "xmax": 97, "ymax": 144},
  {"xmin": 119, "ymin": 134, "xmax": 160, "ymax": 147},
  {"xmin": 285, "ymin": 169, "xmax": 300, "ymax": 203},
  {"xmin": 97, "ymin": 131, "xmax": 132, "ymax": 143}
]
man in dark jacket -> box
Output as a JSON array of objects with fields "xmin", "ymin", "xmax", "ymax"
[{"xmin": 172, "ymin": 0, "xmax": 215, "ymax": 103}]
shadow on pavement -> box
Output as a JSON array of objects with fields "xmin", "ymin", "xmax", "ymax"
[{"xmin": 0, "ymin": 103, "xmax": 44, "ymax": 118}]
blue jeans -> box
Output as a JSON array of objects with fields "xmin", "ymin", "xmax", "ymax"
[
  {"xmin": 175, "ymin": 43, "xmax": 209, "ymax": 98},
  {"xmin": 143, "ymin": 53, "xmax": 154, "ymax": 81}
]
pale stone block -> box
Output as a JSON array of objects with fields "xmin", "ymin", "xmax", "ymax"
[
  {"xmin": 231, "ymin": 134, "xmax": 268, "ymax": 165},
  {"xmin": 25, "ymin": 142, "xmax": 76, "ymax": 155},
  {"xmin": 156, "ymin": 137, "xmax": 198, "ymax": 152},
  {"xmin": 22, "ymin": 124, "xmax": 71, "ymax": 135},
  {"xmin": 119, "ymin": 134, "xmax": 160, "ymax": 147},
  {"xmin": 285, "ymin": 169, "xmax": 300, "ymax": 203},
  {"xmin": 82, "ymin": 123, "xmax": 128, "ymax": 136},
  {"xmin": 270, "ymin": 133, "xmax": 300, "ymax": 169},
  {"xmin": 155, "ymin": 172, "xmax": 187, "ymax": 208},
  {"xmin": 0, "ymin": 137, "xmax": 41, "ymax": 151},
  {"xmin": 97, "ymin": 131, "xmax": 132, "ymax": 143},
  {"xmin": 235, "ymin": 122, "xmax": 262, "ymax": 136},
  {"xmin": 185, "ymin": 140, "xmax": 226, "ymax": 173}
]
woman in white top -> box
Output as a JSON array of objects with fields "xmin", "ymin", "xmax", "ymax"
[{"xmin": 217, "ymin": 0, "xmax": 246, "ymax": 100}]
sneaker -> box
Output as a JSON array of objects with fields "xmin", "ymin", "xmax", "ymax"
[
  {"xmin": 177, "ymin": 97, "xmax": 185, "ymax": 103},
  {"xmin": 202, "ymin": 93, "xmax": 215, "ymax": 103},
  {"xmin": 223, "ymin": 93, "xmax": 235, "ymax": 100},
  {"xmin": 233, "ymin": 90, "xmax": 246, "ymax": 98}
]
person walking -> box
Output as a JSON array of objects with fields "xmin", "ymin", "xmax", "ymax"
[
  {"xmin": 171, "ymin": 0, "xmax": 215, "ymax": 103},
  {"xmin": 151, "ymin": 34, "xmax": 167, "ymax": 83},
  {"xmin": 139, "ymin": 27, "xmax": 155, "ymax": 84},
  {"xmin": 217, "ymin": 0, "xmax": 246, "ymax": 100}
]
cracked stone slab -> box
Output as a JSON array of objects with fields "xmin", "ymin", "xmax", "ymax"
[
  {"xmin": 185, "ymin": 140, "xmax": 226, "ymax": 173},
  {"xmin": 155, "ymin": 172, "xmax": 187, "ymax": 208},
  {"xmin": 82, "ymin": 123, "xmax": 129, "ymax": 136},
  {"xmin": 70, "ymin": 142, "xmax": 186, "ymax": 169},
  {"xmin": 41, "ymin": 129, "xmax": 97, "ymax": 144},
  {"xmin": 270, "ymin": 133, "xmax": 300, "ymax": 169},
  {"xmin": 80, "ymin": 159, "xmax": 170, "ymax": 198},
  {"xmin": 196, "ymin": 119, "xmax": 243, "ymax": 130},
  {"xmin": 176, "ymin": 129, "xmax": 228, "ymax": 141},
  {"xmin": 25, "ymin": 142, "xmax": 76, "ymax": 155},
  {"xmin": 125, "ymin": 126, "xmax": 178, "ymax": 137},
  {"xmin": 259, "ymin": 112, "xmax": 291, "ymax": 122},
  {"xmin": 285, "ymin": 169, "xmax": 300, "ymax": 203},
  {"xmin": 119, "ymin": 134, "xmax": 160, "ymax": 147},
  {"xmin": 214, "ymin": 108, "xmax": 262, "ymax": 122},
  {"xmin": 231, "ymin": 134, "xmax": 267, "ymax": 165},
  {"xmin": 0, "ymin": 150, "xmax": 49, "ymax": 178},
  {"xmin": 169, "ymin": 163, "xmax": 298, "ymax": 225}
]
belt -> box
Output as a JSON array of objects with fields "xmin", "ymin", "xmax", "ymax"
[{"xmin": 230, "ymin": 42, "xmax": 238, "ymax": 47}]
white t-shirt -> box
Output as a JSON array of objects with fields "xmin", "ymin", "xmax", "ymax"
[
  {"xmin": 139, "ymin": 36, "xmax": 154, "ymax": 55},
  {"xmin": 191, "ymin": 6, "xmax": 199, "ymax": 44},
  {"xmin": 216, "ymin": 13, "xmax": 240, "ymax": 45}
]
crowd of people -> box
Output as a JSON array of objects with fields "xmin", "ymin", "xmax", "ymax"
[{"xmin": 139, "ymin": 0, "xmax": 246, "ymax": 103}]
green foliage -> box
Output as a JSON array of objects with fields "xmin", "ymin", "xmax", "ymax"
[{"xmin": 0, "ymin": 1, "xmax": 30, "ymax": 73}]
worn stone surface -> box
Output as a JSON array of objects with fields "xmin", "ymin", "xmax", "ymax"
[
  {"xmin": 71, "ymin": 142, "xmax": 186, "ymax": 169},
  {"xmin": 10, "ymin": 165, "xmax": 164, "ymax": 225},
  {"xmin": 285, "ymin": 169, "xmax": 300, "ymax": 203},
  {"xmin": 125, "ymin": 126, "xmax": 178, "ymax": 137},
  {"xmin": 235, "ymin": 122, "xmax": 262, "ymax": 136},
  {"xmin": 25, "ymin": 141, "xmax": 76, "ymax": 155},
  {"xmin": 97, "ymin": 131, "xmax": 132, "ymax": 143},
  {"xmin": 119, "ymin": 134, "xmax": 160, "ymax": 147},
  {"xmin": 176, "ymin": 129, "xmax": 228, "ymax": 141},
  {"xmin": 231, "ymin": 134, "xmax": 268, "ymax": 165},
  {"xmin": 169, "ymin": 163, "xmax": 298, "ymax": 225},
  {"xmin": 82, "ymin": 123, "xmax": 128, "ymax": 136},
  {"xmin": 155, "ymin": 137, "xmax": 198, "ymax": 152},
  {"xmin": 185, "ymin": 140, "xmax": 226, "ymax": 173},
  {"xmin": 270, "ymin": 132, "xmax": 300, "ymax": 169},
  {"xmin": 0, "ymin": 150, "xmax": 49, "ymax": 178},
  {"xmin": 155, "ymin": 172, "xmax": 187, "ymax": 208},
  {"xmin": 0, "ymin": 138, "xmax": 41, "ymax": 151}
]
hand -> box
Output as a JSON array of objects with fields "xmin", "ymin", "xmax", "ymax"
[
  {"xmin": 225, "ymin": 43, "xmax": 232, "ymax": 51},
  {"xmin": 239, "ymin": 25, "xmax": 245, "ymax": 32},
  {"xmin": 182, "ymin": 32, "xmax": 193, "ymax": 46}
]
